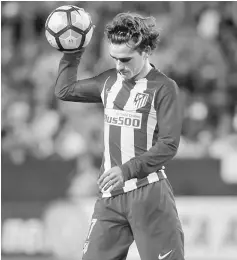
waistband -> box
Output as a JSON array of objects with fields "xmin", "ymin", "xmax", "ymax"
[{"xmin": 101, "ymin": 168, "xmax": 167, "ymax": 198}]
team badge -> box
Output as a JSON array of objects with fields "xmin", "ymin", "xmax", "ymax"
[{"xmin": 133, "ymin": 92, "xmax": 149, "ymax": 109}]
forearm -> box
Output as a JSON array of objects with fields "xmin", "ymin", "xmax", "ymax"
[
  {"xmin": 54, "ymin": 50, "xmax": 102, "ymax": 102},
  {"xmin": 55, "ymin": 51, "xmax": 83, "ymax": 100},
  {"xmin": 120, "ymin": 137, "xmax": 179, "ymax": 180}
]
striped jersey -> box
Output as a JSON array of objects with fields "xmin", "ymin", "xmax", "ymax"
[{"xmin": 55, "ymin": 51, "xmax": 182, "ymax": 197}]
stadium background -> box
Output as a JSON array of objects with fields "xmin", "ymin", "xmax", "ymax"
[{"xmin": 1, "ymin": 1, "xmax": 237, "ymax": 260}]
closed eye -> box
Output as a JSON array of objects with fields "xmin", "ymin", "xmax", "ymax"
[
  {"xmin": 119, "ymin": 58, "xmax": 132, "ymax": 63},
  {"xmin": 110, "ymin": 55, "xmax": 132, "ymax": 63}
]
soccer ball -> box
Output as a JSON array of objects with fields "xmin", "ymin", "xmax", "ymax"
[{"xmin": 45, "ymin": 5, "xmax": 93, "ymax": 53}]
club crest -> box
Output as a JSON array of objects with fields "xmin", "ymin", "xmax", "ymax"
[{"xmin": 133, "ymin": 92, "xmax": 149, "ymax": 109}]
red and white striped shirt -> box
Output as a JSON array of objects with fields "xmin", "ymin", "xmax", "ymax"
[{"xmin": 55, "ymin": 51, "xmax": 182, "ymax": 197}]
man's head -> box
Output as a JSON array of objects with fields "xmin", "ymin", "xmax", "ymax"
[{"xmin": 105, "ymin": 12, "xmax": 160, "ymax": 80}]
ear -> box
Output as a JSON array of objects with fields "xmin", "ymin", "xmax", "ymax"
[
  {"xmin": 143, "ymin": 46, "xmax": 151, "ymax": 59},
  {"xmin": 146, "ymin": 46, "xmax": 152, "ymax": 56}
]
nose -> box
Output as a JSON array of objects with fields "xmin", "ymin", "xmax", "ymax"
[{"xmin": 116, "ymin": 60, "xmax": 125, "ymax": 71}]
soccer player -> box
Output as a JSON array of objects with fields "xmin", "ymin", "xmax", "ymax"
[{"xmin": 55, "ymin": 12, "xmax": 184, "ymax": 260}]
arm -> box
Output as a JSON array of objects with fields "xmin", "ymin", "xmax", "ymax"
[
  {"xmin": 55, "ymin": 49, "xmax": 113, "ymax": 102},
  {"xmin": 120, "ymin": 80, "xmax": 183, "ymax": 180}
]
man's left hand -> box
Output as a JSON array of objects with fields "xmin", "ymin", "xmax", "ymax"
[{"xmin": 98, "ymin": 166, "xmax": 124, "ymax": 192}]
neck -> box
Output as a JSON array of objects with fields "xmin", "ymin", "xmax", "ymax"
[{"xmin": 134, "ymin": 60, "xmax": 153, "ymax": 81}]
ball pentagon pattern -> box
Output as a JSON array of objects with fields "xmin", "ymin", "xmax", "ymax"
[{"xmin": 45, "ymin": 5, "xmax": 93, "ymax": 52}]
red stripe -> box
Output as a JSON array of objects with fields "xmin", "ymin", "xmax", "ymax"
[{"xmin": 134, "ymin": 87, "xmax": 155, "ymax": 156}]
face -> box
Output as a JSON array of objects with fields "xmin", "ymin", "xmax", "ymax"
[{"xmin": 109, "ymin": 42, "xmax": 147, "ymax": 80}]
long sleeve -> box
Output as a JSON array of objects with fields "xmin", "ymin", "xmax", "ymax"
[
  {"xmin": 54, "ymin": 50, "xmax": 114, "ymax": 103},
  {"xmin": 120, "ymin": 80, "xmax": 183, "ymax": 180}
]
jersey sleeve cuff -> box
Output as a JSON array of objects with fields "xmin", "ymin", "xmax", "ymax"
[{"xmin": 120, "ymin": 162, "xmax": 135, "ymax": 181}]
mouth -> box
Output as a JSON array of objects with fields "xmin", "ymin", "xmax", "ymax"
[{"xmin": 119, "ymin": 71, "xmax": 129, "ymax": 76}]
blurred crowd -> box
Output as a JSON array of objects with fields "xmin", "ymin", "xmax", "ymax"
[{"xmin": 1, "ymin": 1, "xmax": 237, "ymax": 167}]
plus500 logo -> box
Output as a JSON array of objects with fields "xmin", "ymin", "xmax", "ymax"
[{"xmin": 104, "ymin": 114, "xmax": 141, "ymax": 128}]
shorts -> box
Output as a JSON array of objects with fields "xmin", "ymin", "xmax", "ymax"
[{"xmin": 82, "ymin": 179, "xmax": 185, "ymax": 260}]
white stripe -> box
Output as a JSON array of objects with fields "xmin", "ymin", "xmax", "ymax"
[
  {"xmin": 120, "ymin": 127, "xmax": 134, "ymax": 163},
  {"xmin": 147, "ymin": 172, "xmax": 159, "ymax": 183},
  {"xmin": 103, "ymin": 124, "xmax": 111, "ymax": 172},
  {"xmin": 102, "ymin": 191, "xmax": 112, "ymax": 198},
  {"xmin": 103, "ymin": 74, "xmax": 123, "ymax": 172},
  {"xmin": 146, "ymin": 90, "xmax": 157, "ymax": 150},
  {"xmin": 106, "ymin": 74, "xmax": 123, "ymax": 109},
  {"xmin": 121, "ymin": 79, "xmax": 148, "ymax": 163},
  {"xmin": 124, "ymin": 178, "xmax": 138, "ymax": 186},
  {"xmin": 123, "ymin": 183, "xmax": 137, "ymax": 192},
  {"xmin": 101, "ymin": 76, "xmax": 110, "ymax": 105}
]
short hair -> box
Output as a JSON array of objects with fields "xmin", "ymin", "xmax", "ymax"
[{"xmin": 105, "ymin": 12, "xmax": 160, "ymax": 53}]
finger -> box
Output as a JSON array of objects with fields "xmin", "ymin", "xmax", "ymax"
[
  {"xmin": 98, "ymin": 170, "xmax": 111, "ymax": 185},
  {"xmin": 101, "ymin": 180, "xmax": 113, "ymax": 192},
  {"xmin": 111, "ymin": 180, "xmax": 123, "ymax": 191},
  {"xmin": 99, "ymin": 175, "xmax": 111, "ymax": 190},
  {"xmin": 103, "ymin": 177, "xmax": 118, "ymax": 191},
  {"xmin": 100, "ymin": 173, "xmax": 119, "ymax": 191}
]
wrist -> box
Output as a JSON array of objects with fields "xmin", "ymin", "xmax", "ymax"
[
  {"xmin": 62, "ymin": 48, "xmax": 85, "ymax": 60},
  {"xmin": 119, "ymin": 163, "xmax": 132, "ymax": 181}
]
